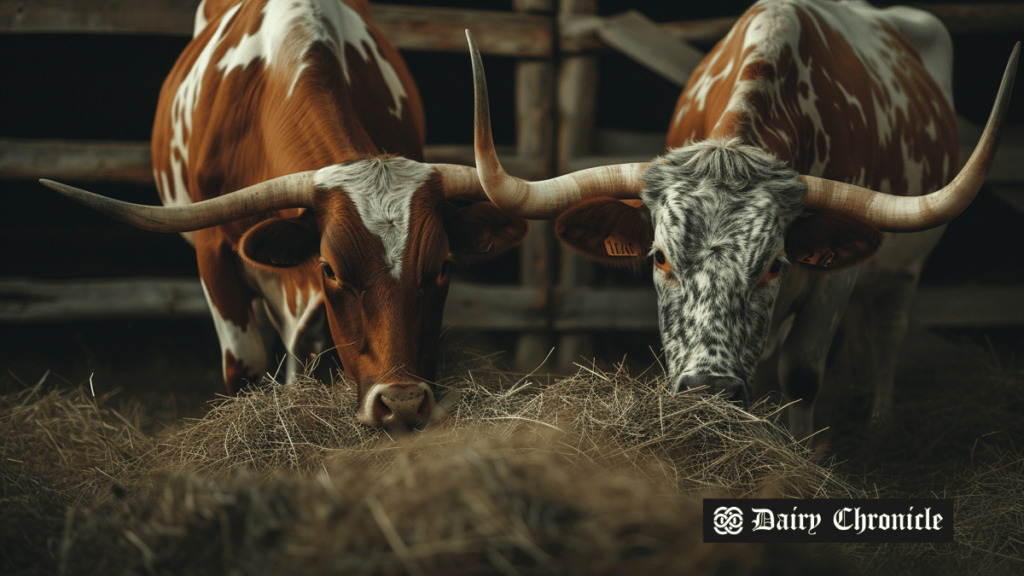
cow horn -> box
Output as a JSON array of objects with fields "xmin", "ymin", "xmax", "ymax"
[
  {"xmin": 466, "ymin": 30, "xmax": 648, "ymax": 219},
  {"xmin": 802, "ymin": 42, "xmax": 1019, "ymax": 232},
  {"xmin": 432, "ymin": 163, "xmax": 489, "ymax": 200},
  {"xmin": 39, "ymin": 172, "xmax": 317, "ymax": 233}
]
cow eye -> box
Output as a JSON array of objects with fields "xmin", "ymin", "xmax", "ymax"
[
  {"xmin": 438, "ymin": 259, "xmax": 453, "ymax": 284},
  {"xmin": 423, "ymin": 258, "xmax": 454, "ymax": 292},
  {"xmin": 653, "ymin": 248, "xmax": 672, "ymax": 275},
  {"xmin": 320, "ymin": 259, "xmax": 336, "ymax": 281},
  {"xmin": 764, "ymin": 254, "xmax": 789, "ymax": 283}
]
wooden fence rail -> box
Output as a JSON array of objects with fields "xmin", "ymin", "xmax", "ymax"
[
  {"xmin": 561, "ymin": 3, "xmax": 1024, "ymax": 52},
  {"xmin": 0, "ymin": 1, "xmax": 553, "ymax": 56},
  {"xmin": 4, "ymin": 277, "xmax": 1020, "ymax": 329},
  {"xmin": 7, "ymin": 1, "xmax": 1021, "ymax": 43},
  {"xmin": 0, "ymin": 278, "xmax": 550, "ymax": 328},
  {"xmin": 0, "ymin": 138, "xmax": 549, "ymax": 184}
]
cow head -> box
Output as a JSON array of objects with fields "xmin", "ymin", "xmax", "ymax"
[
  {"xmin": 41, "ymin": 159, "xmax": 527, "ymax": 428},
  {"xmin": 466, "ymin": 31, "xmax": 1018, "ymax": 402}
]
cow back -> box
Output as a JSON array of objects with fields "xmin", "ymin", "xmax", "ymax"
[
  {"xmin": 668, "ymin": 0, "xmax": 958, "ymax": 197},
  {"xmin": 151, "ymin": 0, "xmax": 425, "ymax": 224}
]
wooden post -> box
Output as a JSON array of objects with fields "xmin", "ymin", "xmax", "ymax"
[
  {"xmin": 555, "ymin": 0, "xmax": 598, "ymax": 372},
  {"xmin": 512, "ymin": 0, "xmax": 558, "ymax": 373}
]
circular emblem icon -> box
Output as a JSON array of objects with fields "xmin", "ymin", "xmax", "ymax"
[{"xmin": 713, "ymin": 506, "xmax": 744, "ymax": 535}]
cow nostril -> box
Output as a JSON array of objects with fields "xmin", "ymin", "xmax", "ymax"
[
  {"xmin": 417, "ymin": 391, "xmax": 435, "ymax": 418},
  {"xmin": 372, "ymin": 392, "xmax": 396, "ymax": 426},
  {"xmin": 677, "ymin": 374, "xmax": 748, "ymax": 404},
  {"xmin": 360, "ymin": 383, "xmax": 437, "ymax": 428},
  {"xmin": 379, "ymin": 386, "xmax": 433, "ymax": 427}
]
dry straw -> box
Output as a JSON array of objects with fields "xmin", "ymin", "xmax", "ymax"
[
  {"xmin": 2, "ymin": 347, "xmax": 1022, "ymax": 575},
  {"xmin": 156, "ymin": 355, "xmax": 853, "ymax": 500}
]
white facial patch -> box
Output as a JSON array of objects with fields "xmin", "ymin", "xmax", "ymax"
[
  {"xmin": 315, "ymin": 158, "xmax": 434, "ymax": 279},
  {"xmin": 216, "ymin": 0, "xmax": 408, "ymax": 113}
]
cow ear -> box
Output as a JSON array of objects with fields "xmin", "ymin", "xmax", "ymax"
[
  {"xmin": 555, "ymin": 197, "xmax": 653, "ymax": 273},
  {"xmin": 444, "ymin": 201, "xmax": 529, "ymax": 265},
  {"xmin": 785, "ymin": 211, "xmax": 883, "ymax": 270},
  {"xmin": 238, "ymin": 216, "xmax": 320, "ymax": 268}
]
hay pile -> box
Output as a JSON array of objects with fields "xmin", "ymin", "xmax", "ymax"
[
  {"xmin": 65, "ymin": 428, "xmax": 766, "ymax": 576},
  {"xmin": 2, "ymin": 356, "xmax": 854, "ymax": 575},
  {"xmin": 157, "ymin": 359, "xmax": 851, "ymax": 498},
  {"xmin": 0, "ymin": 379, "xmax": 153, "ymax": 572},
  {"xmin": 3, "ymin": 347, "xmax": 1022, "ymax": 575}
]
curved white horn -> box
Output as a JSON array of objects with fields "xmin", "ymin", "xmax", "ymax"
[
  {"xmin": 802, "ymin": 42, "xmax": 1019, "ymax": 232},
  {"xmin": 432, "ymin": 163, "xmax": 489, "ymax": 201},
  {"xmin": 467, "ymin": 30, "xmax": 648, "ymax": 219},
  {"xmin": 39, "ymin": 172, "xmax": 317, "ymax": 233}
]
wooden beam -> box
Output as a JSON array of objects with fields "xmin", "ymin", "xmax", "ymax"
[
  {"xmin": 561, "ymin": 13, "xmax": 735, "ymax": 53},
  {"xmin": 554, "ymin": 285, "xmax": 1024, "ymax": 330},
  {"xmin": 371, "ymin": 5, "xmax": 552, "ymax": 56},
  {"xmin": 512, "ymin": 3, "xmax": 559, "ymax": 371},
  {"xmin": 0, "ymin": 278, "xmax": 551, "ymax": 329},
  {"xmin": 908, "ymin": 2, "xmax": 1024, "ymax": 36},
  {"xmin": 989, "ymin": 187, "xmax": 1024, "ymax": 217},
  {"xmin": 1, "ymin": 138, "xmax": 155, "ymax": 185},
  {"xmin": 551, "ymin": 0, "xmax": 600, "ymax": 372},
  {"xmin": 0, "ymin": 277, "xmax": 209, "ymax": 321},
  {"xmin": 2, "ymin": 278, "xmax": 1021, "ymax": 328},
  {"xmin": 0, "ymin": 0, "xmax": 200, "ymax": 36},
  {"xmin": 0, "ymin": 1, "xmax": 552, "ymax": 56},
  {"xmin": 910, "ymin": 286, "xmax": 1024, "ymax": 327},
  {"xmin": 445, "ymin": 283, "xmax": 547, "ymax": 331},
  {"xmin": 564, "ymin": 3, "xmax": 1024, "ymax": 55},
  {"xmin": 594, "ymin": 10, "xmax": 704, "ymax": 88},
  {"xmin": 0, "ymin": 139, "xmax": 547, "ymax": 184},
  {"xmin": 555, "ymin": 287, "xmax": 657, "ymax": 331},
  {"xmin": 660, "ymin": 16, "xmax": 740, "ymax": 44}
]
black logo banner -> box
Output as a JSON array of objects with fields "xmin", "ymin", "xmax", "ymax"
[{"xmin": 703, "ymin": 499, "xmax": 954, "ymax": 543}]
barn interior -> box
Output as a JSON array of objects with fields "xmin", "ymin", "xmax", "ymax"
[{"xmin": 1, "ymin": 0, "xmax": 1024, "ymax": 574}]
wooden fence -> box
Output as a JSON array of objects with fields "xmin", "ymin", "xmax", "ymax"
[{"xmin": 2, "ymin": 0, "xmax": 1023, "ymax": 372}]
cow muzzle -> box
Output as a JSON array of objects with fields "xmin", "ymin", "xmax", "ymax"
[
  {"xmin": 675, "ymin": 374, "xmax": 749, "ymax": 405},
  {"xmin": 358, "ymin": 381, "xmax": 436, "ymax": 429}
]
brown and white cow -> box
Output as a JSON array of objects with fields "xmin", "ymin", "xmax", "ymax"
[
  {"xmin": 466, "ymin": 0, "xmax": 1019, "ymax": 438},
  {"xmin": 40, "ymin": 0, "xmax": 527, "ymax": 428}
]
